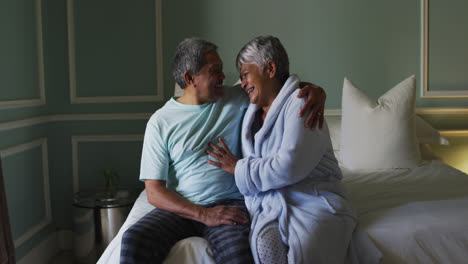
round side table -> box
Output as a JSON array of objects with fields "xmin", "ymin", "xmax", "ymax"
[{"xmin": 72, "ymin": 187, "xmax": 138, "ymax": 264}]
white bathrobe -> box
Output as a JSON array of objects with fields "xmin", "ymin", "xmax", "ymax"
[{"xmin": 234, "ymin": 75, "xmax": 357, "ymax": 264}]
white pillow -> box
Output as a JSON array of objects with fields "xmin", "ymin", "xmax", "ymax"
[
  {"xmin": 326, "ymin": 115, "xmax": 449, "ymax": 152},
  {"xmin": 340, "ymin": 75, "xmax": 421, "ymax": 170},
  {"xmin": 325, "ymin": 116, "xmax": 342, "ymax": 151}
]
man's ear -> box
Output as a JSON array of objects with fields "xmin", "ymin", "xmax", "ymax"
[
  {"xmin": 184, "ymin": 71, "xmax": 196, "ymax": 87},
  {"xmin": 266, "ymin": 60, "xmax": 277, "ymax": 79}
]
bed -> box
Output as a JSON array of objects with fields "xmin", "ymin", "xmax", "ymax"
[
  {"xmin": 97, "ymin": 159, "xmax": 468, "ymax": 264},
  {"xmin": 97, "ymin": 76, "xmax": 468, "ymax": 264}
]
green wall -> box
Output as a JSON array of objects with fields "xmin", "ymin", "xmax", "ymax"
[
  {"xmin": 429, "ymin": 0, "xmax": 468, "ymax": 92},
  {"xmin": 0, "ymin": 0, "xmax": 153, "ymax": 261},
  {"xmin": 1, "ymin": 0, "xmax": 467, "ymax": 261},
  {"xmin": 162, "ymin": 0, "xmax": 468, "ymax": 109}
]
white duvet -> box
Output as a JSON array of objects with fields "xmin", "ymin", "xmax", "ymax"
[
  {"xmin": 343, "ymin": 160, "xmax": 468, "ymax": 264},
  {"xmin": 98, "ymin": 161, "xmax": 468, "ymax": 264}
]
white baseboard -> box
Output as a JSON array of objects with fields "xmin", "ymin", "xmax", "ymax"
[
  {"xmin": 17, "ymin": 232, "xmax": 59, "ymax": 264},
  {"xmin": 58, "ymin": 229, "xmax": 73, "ymax": 250}
]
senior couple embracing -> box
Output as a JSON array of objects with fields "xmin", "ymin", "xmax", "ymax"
[{"xmin": 120, "ymin": 35, "xmax": 356, "ymax": 264}]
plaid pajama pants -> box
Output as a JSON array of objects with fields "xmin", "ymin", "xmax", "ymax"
[{"xmin": 120, "ymin": 199, "xmax": 254, "ymax": 264}]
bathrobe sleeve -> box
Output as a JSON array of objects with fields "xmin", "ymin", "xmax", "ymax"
[{"xmin": 234, "ymin": 95, "xmax": 330, "ymax": 196}]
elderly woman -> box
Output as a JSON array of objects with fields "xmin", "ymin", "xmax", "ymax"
[{"xmin": 207, "ymin": 36, "xmax": 356, "ymax": 264}]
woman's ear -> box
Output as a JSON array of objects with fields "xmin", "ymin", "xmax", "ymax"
[
  {"xmin": 266, "ymin": 60, "xmax": 277, "ymax": 79},
  {"xmin": 183, "ymin": 71, "xmax": 195, "ymax": 87}
]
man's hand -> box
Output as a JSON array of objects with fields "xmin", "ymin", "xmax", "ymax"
[
  {"xmin": 200, "ymin": 205, "xmax": 249, "ymax": 227},
  {"xmin": 146, "ymin": 180, "xmax": 245, "ymax": 227},
  {"xmin": 206, "ymin": 137, "xmax": 238, "ymax": 175},
  {"xmin": 297, "ymin": 82, "xmax": 326, "ymax": 130}
]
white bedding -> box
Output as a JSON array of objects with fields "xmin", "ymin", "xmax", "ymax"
[
  {"xmin": 98, "ymin": 161, "xmax": 468, "ymax": 264},
  {"xmin": 343, "ymin": 161, "xmax": 468, "ymax": 264}
]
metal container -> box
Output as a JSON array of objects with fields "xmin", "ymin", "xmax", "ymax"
[{"xmin": 72, "ymin": 188, "xmax": 137, "ymax": 264}]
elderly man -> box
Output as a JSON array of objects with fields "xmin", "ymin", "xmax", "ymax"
[{"xmin": 120, "ymin": 38, "xmax": 325, "ymax": 264}]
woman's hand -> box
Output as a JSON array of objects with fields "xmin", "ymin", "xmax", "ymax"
[
  {"xmin": 297, "ymin": 82, "xmax": 326, "ymax": 130},
  {"xmin": 206, "ymin": 137, "xmax": 239, "ymax": 175}
]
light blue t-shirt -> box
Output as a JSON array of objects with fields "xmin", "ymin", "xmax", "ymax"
[{"xmin": 140, "ymin": 85, "xmax": 249, "ymax": 205}]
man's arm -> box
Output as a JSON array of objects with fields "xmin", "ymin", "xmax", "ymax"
[
  {"xmin": 145, "ymin": 180, "xmax": 248, "ymax": 227},
  {"xmin": 297, "ymin": 82, "xmax": 326, "ymax": 129}
]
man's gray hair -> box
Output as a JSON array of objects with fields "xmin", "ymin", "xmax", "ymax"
[
  {"xmin": 172, "ymin": 38, "xmax": 218, "ymax": 89},
  {"xmin": 236, "ymin": 35, "xmax": 290, "ymax": 84}
]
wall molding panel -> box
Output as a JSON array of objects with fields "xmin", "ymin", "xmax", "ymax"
[
  {"xmin": 440, "ymin": 130, "xmax": 468, "ymax": 137},
  {"xmin": 0, "ymin": 138, "xmax": 52, "ymax": 247},
  {"xmin": 2, "ymin": 109, "xmax": 468, "ymax": 132},
  {"xmin": 420, "ymin": 0, "xmax": 468, "ymax": 98},
  {"xmin": 0, "ymin": 113, "xmax": 152, "ymax": 132},
  {"xmin": 324, "ymin": 108, "xmax": 468, "ymax": 117},
  {"xmin": 155, "ymin": 0, "xmax": 164, "ymax": 104},
  {"xmin": 415, "ymin": 108, "xmax": 468, "ymax": 115},
  {"xmin": 66, "ymin": 0, "xmax": 164, "ymax": 104},
  {"xmin": 71, "ymin": 134, "xmax": 144, "ymax": 193},
  {"xmin": 16, "ymin": 232, "xmax": 58, "ymax": 264},
  {"xmin": 0, "ymin": 0, "xmax": 46, "ymax": 110}
]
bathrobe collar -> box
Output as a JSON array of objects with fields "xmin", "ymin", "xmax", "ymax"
[{"xmin": 241, "ymin": 75, "xmax": 300, "ymax": 157}]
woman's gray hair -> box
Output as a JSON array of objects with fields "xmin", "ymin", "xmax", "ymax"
[
  {"xmin": 236, "ymin": 35, "xmax": 290, "ymax": 84},
  {"xmin": 172, "ymin": 38, "xmax": 218, "ymax": 89}
]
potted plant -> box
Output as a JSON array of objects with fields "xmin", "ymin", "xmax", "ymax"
[{"xmin": 101, "ymin": 168, "xmax": 120, "ymax": 197}]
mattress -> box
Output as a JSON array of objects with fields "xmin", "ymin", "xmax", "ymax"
[{"xmin": 98, "ymin": 161, "xmax": 468, "ymax": 264}]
